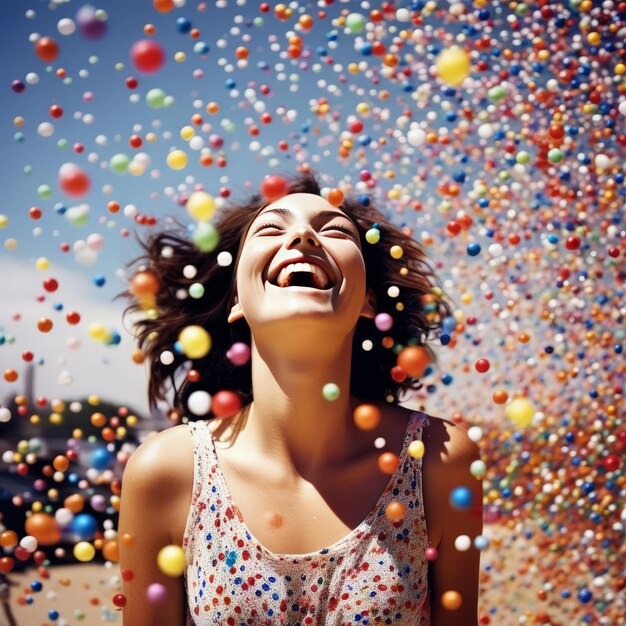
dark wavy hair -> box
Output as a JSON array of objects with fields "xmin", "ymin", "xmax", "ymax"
[{"xmin": 123, "ymin": 171, "xmax": 453, "ymax": 420}]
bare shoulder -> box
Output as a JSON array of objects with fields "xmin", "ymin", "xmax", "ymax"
[
  {"xmin": 421, "ymin": 413, "xmax": 479, "ymax": 468},
  {"xmin": 123, "ymin": 423, "xmax": 194, "ymax": 496}
]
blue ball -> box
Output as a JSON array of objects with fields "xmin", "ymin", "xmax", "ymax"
[
  {"xmin": 70, "ymin": 513, "xmax": 98, "ymax": 540},
  {"xmin": 450, "ymin": 486, "xmax": 473, "ymax": 510},
  {"xmin": 577, "ymin": 588, "xmax": 592, "ymax": 603},
  {"xmin": 91, "ymin": 447, "xmax": 115, "ymax": 470},
  {"xmin": 176, "ymin": 17, "xmax": 192, "ymax": 33},
  {"xmin": 31, "ymin": 581, "xmax": 43, "ymax": 592},
  {"xmin": 466, "ymin": 242, "xmax": 481, "ymax": 256},
  {"xmin": 92, "ymin": 275, "xmax": 106, "ymax": 287},
  {"xmin": 48, "ymin": 609, "xmax": 59, "ymax": 620}
]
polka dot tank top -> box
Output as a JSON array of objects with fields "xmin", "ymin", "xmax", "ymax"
[{"xmin": 182, "ymin": 410, "xmax": 431, "ymax": 626}]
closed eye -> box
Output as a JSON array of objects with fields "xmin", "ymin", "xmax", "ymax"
[{"xmin": 252, "ymin": 222, "xmax": 356, "ymax": 237}]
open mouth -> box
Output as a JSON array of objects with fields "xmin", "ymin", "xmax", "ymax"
[{"xmin": 268, "ymin": 262, "xmax": 335, "ymax": 290}]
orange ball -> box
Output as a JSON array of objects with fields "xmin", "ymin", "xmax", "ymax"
[
  {"xmin": 38, "ymin": 318, "xmax": 53, "ymax": 333},
  {"xmin": 4, "ymin": 369, "xmax": 18, "ymax": 383},
  {"xmin": 0, "ymin": 530, "xmax": 18, "ymax": 548},
  {"xmin": 35, "ymin": 37, "xmax": 60, "ymax": 62},
  {"xmin": 326, "ymin": 188, "xmax": 344, "ymax": 207},
  {"xmin": 397, "ymin": 346, "xmax": 430, "ymax": 378},
  {"xmin": 153, "ymin": 0, "xmax": 174, "ymax": 12},
  {"xmin": 235, "ymin": 46, "xmax": 249, "ymax": 60},
  {"xmin": 441, "ymin": 590, "xmax": 463, "ymax": 610},
  {"xmin": 24, "ymin": 512, "xmax": 62, "ymax": 546},
  {"xmin": 131, "ymin": 349, "xmax": 146, "ymax": 364},
  {"xmin": 353, "ymin": 404, "xmax": 381, "ymax": 431},
  {"xmin": 492, "ymin": 389, "xmax": 509, "ymax": 404},
  {"xmin": 130, "ymin": 270, "xmax": 160, "ymax": 298},
  {"xmin": 103, "ymin": 540, "xmax": 119, "ymax": 562},
  {"xmin": 385, "ymin": 500, "xmax": 406, "ymax": 522},
  {"xmin": 64, "ymin": 493, "xmax": 85, "ymax": 514},
  {"xmin": 377, "ymin": 452, "xmax": 400, "ymax": 475},
  {"xmin": 90, "ymin": 412, "xmax": 107, "ymax": 428},
  {"xmin": 0, "ymin": 557, "xmax": 15, "ymax": 573},
  {"xmin": 53, "ymin": 455, "xmax": 70, "ymax": 472}
]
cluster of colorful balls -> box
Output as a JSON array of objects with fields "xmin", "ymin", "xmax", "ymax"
[{"xmin": 1, "ymin": 0, "xmax": 624, "ymax": 623}]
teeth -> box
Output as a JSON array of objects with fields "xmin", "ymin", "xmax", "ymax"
[{"xmin": 275, "ymin": 262, "xmax": 330, "ymax": 289}]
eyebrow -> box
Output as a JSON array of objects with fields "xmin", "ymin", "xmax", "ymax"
[{"xmin": 255, "ymin": 207, "xmax": 356, "ymax": 226}]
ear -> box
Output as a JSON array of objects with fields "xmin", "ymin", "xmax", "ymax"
[
  {"xmin": 227, "ymin": 295, "xmax": 244, "ymax": 324},
  {"xmin": 360, "ymin": 287, "xmax": 377, "ymax": 320}
]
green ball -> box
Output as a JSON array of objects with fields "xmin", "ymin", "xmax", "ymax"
[
  {"xmin": 470, "ymin": 459, "xmax": 486, "ymax": 477},
  {"xmin": 322, "ymin": 383, "xmax": 340, "ymax": 401},
  {"xmin": 515, "ymin": 151, "xmax": 530, "ymax": 164},
  {"xmin": 487, "ymin": 85, "xmax": 506, "ymax": 102},
  {"xmin": 189, "ymin": 283, "xmax": 205, "ymax": 299},
  {"xmin": 14, "ymin": 132, "xmax": 25, "ymax": 143},
  {"xmin": 163, "ymin": 95, "xmax": 175, "ymax": 108},
  {"xmin": 37, "ymin": 184, "xmax": 53, "ymax": 199},
  {"xmin": 253, "ymin": 17, "xmax": 264, "ymax": 27},
  {"xmin": 24, "ymin": 165, "xmax": 33, "ymax": 175},
  {"xmin": 146, "ymin": 88, "xmax": 166, "ymax": 109},
  {"xmin": 192, "ymin": 221, "xmax": 220, "ymax": 253},
  {"xmin": 547, "ymin": 148, "xmax": 563, "ymax": 163},
  {"xmin": 346, "ymin": 13, "xmax": 366, "ymax": 33},
  {"xmin": 110, "ymin": 153, "xmax": 130, "ymax": 174},
  {"xmin": 57, "ymin": 138, "xmax": 69, "ymax": 149},
  {"xmin": 365, "ymin": 228, "xmax": 380, "ymax": 244}
]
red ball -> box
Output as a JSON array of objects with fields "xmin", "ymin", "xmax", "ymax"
[
  {"xmin": 604, "ymin": 455, "xmax": 620, "ymax": 472},
  {"xmin": 565, "ymin": 236, "xmax": 581, "ymax": 250},
  {"xmin": 66, "ymin": 311, "xmax": 81, "ymax": 325},
  {"xmin": 49, "ymin": 104, "xmax": 63, "ymax": 118},
  {"xmin": 29, "ymin": 207, "xmax": 42, "ymax": 220},
  {"xmin": 211, "ymin": 390, "xmax": 242, "ymax": 419},
  {"xmin": 390, "ymin": 365, "xmax": 407, "ymax": 383},
  {"xmin": 260, "ymin": 174, "xmax": 288, "ymax": 202},
  {"xmin": 43, "ymin": 278, "xmax": 58, "ymax": 292},
  {"xmin": 35, "ymin": 37, "xmax": 60, "ymax": 62},
  {"xmin": 475, "ymin": 358, "xmax": 490, "ymax": 373},
  {"xmin": 113, "ymin": 593, "xmax": 127, "ymax": 608},
  {"xmin": 130, "ymin": 40, "xmax": 165, "ymax": 74},
  {"xmin": 125, "ymin": 76, "xmax": 139, "ymax": 89},
  {"xmin": 58, "ymin": 163, "xmax": 91, "ymax": 198}
]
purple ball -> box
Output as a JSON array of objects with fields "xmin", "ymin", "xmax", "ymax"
[
  {"xmin": 226, "ymin": 342, "xmax": 251, "ymax": 366},
  {"xmin": 12, "ymin": 80, "xmax": 26, "ymax": 93},
  {"xmin": 76, "ymin": 5, "xmax": 107, "ymax": 40},
  {"xmin": 147, "ymin": 583, "xmax": 167, "ymax": 604},
  {"xmin": 374, "ymin": 313, "xmax": 394, "ymax": 332}
]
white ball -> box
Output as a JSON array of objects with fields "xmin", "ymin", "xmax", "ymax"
[
  {"xmin": 407, "ymin": 127, "xmax": 426, "ymax": 147},
  {"xmin": 454, "ymin": 535, "xmax": 472, "ymax": 551},
  {"xmin": 38, "ymin": 122, "xmax": 54, "ymax": 137},
  {"xmin": 187, "ymin": 391, "xmax": 212, "ymax": 416},
  {"xmin": 57, "ymin": 18, "xmax": 76, "ymax": 35},
  {"xmin": 0, "ymin": 407, "xmax": 11, "ymax": 423},
  {"xmin": 467, "ymin": 426, "xmax": 483, "ymax": 442},
  {"xmin": 20, "ymin": 535, "xmax": 38, "ymax": 552},
  {"xmin": 183, "ymin": 264, "xmax": 198, "ymax": 279}
]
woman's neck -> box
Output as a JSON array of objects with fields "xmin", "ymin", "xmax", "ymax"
[{"xmin": 240, "ymin": 331, "xmax": 364, "ymax": 480}]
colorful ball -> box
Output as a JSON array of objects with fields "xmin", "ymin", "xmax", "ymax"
[
  {"xmin": 436, "ymin": 47, "xmax": 471, "ymax": 85},
  {"xmin": 505, "ymin": 397, "xmax": 535, "ymax": 427},
  {"xmin": 58, "ymin": 163, "xmax": 90, "ymax": 198},
  {"xmin": 178, "ymin": 325, "xmax": 211, "ymax": 359},
  {"xmin": 187, "ymin": 191, "xmax": 216, "ymax": 222},
  {"xmin": 131, "ymin": 39, "xmax": 165, "ymax": 74},
  {"xmin": 157, "ymin": 545, "xmax": 186, "ymax": 577},
  {"xmin": 24, "ymin": 513, "xmax": 61, "ymax": 546}
]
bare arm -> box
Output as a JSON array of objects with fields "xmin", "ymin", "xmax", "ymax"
[
  {"xmin": 117, "ymin": 425, "xmax": 193, "ymax": 626},
  {"xmin": 424, "ymin": 420, "xmax": 483, "ymax": 626}
]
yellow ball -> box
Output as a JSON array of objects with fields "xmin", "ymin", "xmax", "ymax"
[
  {"xmin": 187, "ymin": 191, "xmax": 216, "ymax": 222},
  {"xmin": 88, "ymin": 323, "xmax": 108, "ymax": 341},
  {"xmin": 157, "ymin": 544, "xmax": 186, "ymax": 577},
  {"xmin": 180, "ymin": 125, "xmax": 195, "ymax": 140},
  {"xmin": 74, "ymin": 541, "xmax": 96, "ymax": 562},
  {"xmin": 166, "ymin": 149, "xmax": 188, "ymax": 170},
  {"xmin": 178, "ymin": 325, "xmax": 212, "ymax": 359},
  {"xmin": 436, "ymin": 46, "xmax": 471, "ymax": 85},
  {"xmin": 390, "ymin": 245, "xmax": 404, "ymax": 259},
  {"xmin": 505, "ymin": 397, "xmax": 535, "ymax": 427},
  {"xmin": 408, "ymin": 440, "xmax": 425, "ymax": 459},
  {"xmin": 0, "ymin": 215, "xmax": 8, "ymax": 228},
  {"xmin": 174, "ymin": 51, "xmax": 186, "ymax": 62},
  {"xmin": 87, "ymin": 395, "xmax": 100, "ymax": 406}
]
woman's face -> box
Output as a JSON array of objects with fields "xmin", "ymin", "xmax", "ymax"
[{"xmin": 228, "ymin": 192, "xmax": 375, "ymax": 337}]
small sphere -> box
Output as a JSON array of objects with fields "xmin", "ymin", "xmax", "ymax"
[{"xmin": 322, "ymin": 383, "xmax": 340, "ymax": 401}]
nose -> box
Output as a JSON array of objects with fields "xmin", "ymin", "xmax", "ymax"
[{"xmin": 286, "ymin": 224, "xmax": 320, "ymax": 249}]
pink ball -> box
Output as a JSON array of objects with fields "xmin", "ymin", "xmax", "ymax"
[
  {"xmin": 424, "ymin": 547, "xmax": 438, "ymax": 561},
  {"xmin": 130, "ymin": 40, "xmax": 165, "ymax": 74},
  {"xmin": 147, "ymin": 583, "xmax": 167, "ymax": 604},
  {"xmin": 374, "ymin": 313, "xmax": 393, "ymax": 332},
  {"xmin": 226, "ymin": 342, "xmax": 251, "ymax": 366},
  {"xmin": 58, "ymin": 162, "xmax": 91, "ymax": 198}
]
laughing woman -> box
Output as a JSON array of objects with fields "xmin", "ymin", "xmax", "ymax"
[{"xmin": 118, "ymin": 172, "xmax": 483, "ymax": 625}]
